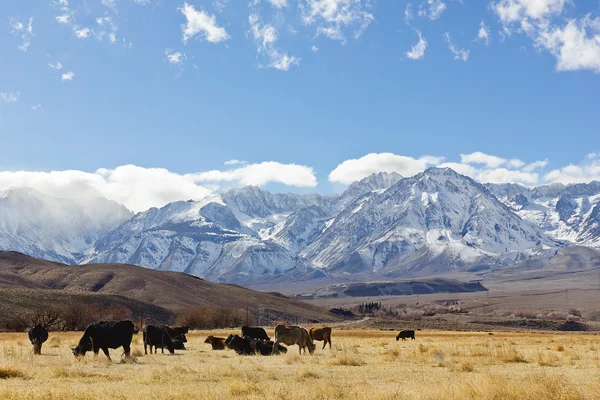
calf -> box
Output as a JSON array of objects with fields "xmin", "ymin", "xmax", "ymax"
[
  {"xmin": 309, "ymin": 327, "xmax": 332, "ymax": 349},
  {"xmin": 245, "ymin": 336, "xmax": 287, "ymax": 355},
  {"xmin": 143, "ymin": 325, "xmax": 175, "ymax": 354},
  {"xmin": 204, "ymin": 335, "xmax": 226, "ymax": 350},
  {"xmin": 225, "ymin": 334, "xmax": 255, "ymax": 355},
  {"xmin": 396, "ymin": 330, "xmax": 415, "ymax": 341},
  {"xmin": 72, "ymin": 320, "xmax": 134, "ymax": 360},
  {"xmin": 28, "ymin": 325, "xmax": 48, "ymax": 355}
]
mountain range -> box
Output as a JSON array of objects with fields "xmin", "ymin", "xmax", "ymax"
[{"xmin": 1, "ymin": 169, "xmax": 599, "ymax": 284}]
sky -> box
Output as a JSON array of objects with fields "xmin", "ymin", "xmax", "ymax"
[{"xmin": 1, "ymin": 0, "xmax": 599, "ymax": 212}]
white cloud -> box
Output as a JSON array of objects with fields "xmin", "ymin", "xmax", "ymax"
[
  {"xmin": 48, "ymin": 61, "xmax": 63, "ymax": 70},
  {"xmin": 189, "ymin": 162, "xmax": 318, "ymax": 187},
  {"xmin": 460, "ymin": 152, "xmax": 507, "ymax": 168},
  {"xmin": 444, "ymin": 32, "xmax": 469, "ymax": 61},
  {"xmin": 405, "ymin": 3, "xmax": 414, "ymax": 25},
  {"xmin": 0, "ymin": 92, "xmax": 19, "ymax": 103},
  {"xmin": 406, "ymin": 30, "xmax": 427, "ymax": 60},
  {"xmin": 544, "ymin": 154, "xmax": 600, "ymax": 184},
  {"xmin": 328, "ymin": 153, "xmax": 443, "ymax": 184},
  {"xmin": 300, "ymin": 0, "xmax": 374, "ymax": 43},
  {"xmin": 248, "ymin": 13, "xmax": 300, "ymax": 71},
  {"xmin": 0, "ymin": 162, "xmax": 317, "ymax": 212},
  {"xmin": 506, "ymin": 158, "xmax": 526, "ymax": 169},
  {"xmin": 536, "ymin": 16, "xmax": 600, "ymax": 73},
  {"xmin": 477, "ymin": 168, "xmax": 539, "ymax": 185},
  {"xmin": 31, "ymin": 104, "xmax": 43, "ymax": 111},
  {"xmin": 102, "ymin": 0, "xmax": 117, "ymax": 9},
  {"xmin": 418, "ymin": 0, "xmax": 447, "ymax": 20},
  {"xmin": 180, "ymin": 2, "xmax": 230, "ymax": 44},
  {"xmin": 61, "ymin": 71, "xmax": 75, "ymax": 81},
  {"xmin": 56, "ymin": 14, "xmax": 71, "ymax": 24},
  {"xmin": 133, "ymin": 0, "xmax": 151, "ymax": 4},
  {"xmin": 491, "ymin": 0, "xmax": 567, "ymax": 24},
  {"xmin": 224, "ymin": 159, "xmax": 247, "ymax": 166},
  {"xmin": 166, "ymin": 49, "xmax": 186, "ymax": 65},
  {"xmin": 9, "ymin": 17, "xmax": 33, "ymax": 51},
  {"xmin": 269, "ymin": 0, "xmax": 288, "ymax": 8},
  {"xmin": 75, "ymin": 27, "xmax": 92, "ymax": 39},
  {"xmin": 311, "ymin": 45, "xmax": 319, "ymax": 52},
  {"xmin": 213, "ymin": 0, "xmax": 228, "ymax": 12},
  {"xmin": 476, "ymin": 20, "xmax": 491, "ymax": 45}
]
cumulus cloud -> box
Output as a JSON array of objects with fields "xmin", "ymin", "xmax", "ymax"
[
  {"xmin": 461, "ymin": 152, "xmax": 508, "ymax": 168},
  {"xmin": 190, "ymin": 161, "xmax": 317, "ymax": 187},
  {"xmin": 248, "ymin": 13, "xmax": 300, "ymax": 71},
  {"xmin": 328, "ymin": 153, "xmax": 443, "ymax": 184},
  {"xmin": 311, "ymin": 45, "xmax": 319, "ymax": 52},
  {"xmin": 0, "ymin": 162, "xmax": 318, "ymax": 212},
  {"xmin": 406, "ymin": 30, "xmax": 427, "ymax": 60},
  {"xmin": 224, "ymin": 159, "xmax": 247, "ymax": 166},
  {"xmin": 330, "ymin": 152, "xmax": 558, "ymax": 187},
  {"xmin": 491, "ymin": 0, "xmax": 567, "ymax": 25},
  {"xmin": 300, "ymin": 0, "xmax": 374, "ymax": 43},
  {"xmin": 180, "ymin": 2, "xmax": 230, "ymax": 44},
  {"xmin": 544, "ymin": 154, "xmax": 600, "ymax": 184},
  {"xmin": 536, "ymin": 16, "xmax": 600, "ymax": 73},
  {"xmin": 444, "ymin": 32, "xmax": 469, "ymax": 61},
  {"xmin": 61, "ymin": 71, "xmax": 75, "ymax": 81},
  {"xmin": 75, "ymin": 27, "xmax": 92, "ymax": 39}
]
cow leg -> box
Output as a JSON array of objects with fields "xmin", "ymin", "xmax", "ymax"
[
  {"xmin": 328, "ymin": 339, "xmax": 332, "ymax": 349},
  {"xmin": 93, "ymin": 345, "xmax": 100, "ymax": 357},
  {"xmin": 102, "ymin": 348, "xmax": 111, "ymax": 361},
  {"xmin": 144, "ymin": 342, "xmax": 148, "ymax": 355},
  {"xmin": 272, "ymin": 340, "xmax": 279, "ymax": 354},
  {"xmin": 123, "ymin": 345, "xmax": 131, "ymax": 358},
  {"xmin": 322, "ymin": 341, "xmax": 326, "ymax": 350}
]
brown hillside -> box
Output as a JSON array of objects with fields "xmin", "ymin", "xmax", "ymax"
[{"xmin": 0, "ymin": 251, "xmax": 333, "ymax": 325}]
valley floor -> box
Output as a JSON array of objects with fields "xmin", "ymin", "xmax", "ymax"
[{"xmin": 1, "ymin": 329, "xmax": 599, "ymax": 399}]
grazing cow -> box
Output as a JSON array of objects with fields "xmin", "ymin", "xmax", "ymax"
[
  {"xmin": 172, "ymin": 339, "xmax": 186, "ymax": 350},
  {"xmin": 396, "ymin": 330, "xmax": 415, "ymax": 341},
  {"xmin": 28, "ymin": 324, "xmax": 48, "ymax": 355},
  {"xmin": 241, "ymin": 326, "xmax": 270, "ymax": 341},
  {"xmin": 204, "ymin": 335, "xmax": 226, "ymax": 350},
  {"xmin": 225, "ymin": 334, "xmax": 255, "ymax": 355},
  {"xmin": 273, "ymin": 325, "xmax": 315, "ymax": 355},
  {"xmin": 309, "ymin": 327, "xmax": 332, "ymax": 349},
  {"xmin": 72, "ymin": 320, "xmax": 134, "ymax": 360},
  {"xmin": 165, "ymin": 326, "xmax": 189, "ymax": 343},
  {"xmin": 143, "ymin": 325, "xmax": 175, "ymax": 354}
]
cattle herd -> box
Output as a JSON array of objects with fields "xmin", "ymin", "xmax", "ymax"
[{"xmin": 25, "ymin": 320, "xmax": 416, "ymax": 359}]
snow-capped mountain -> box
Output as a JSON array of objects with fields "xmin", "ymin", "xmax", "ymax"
[
  {"xmin": 486, "ymin": 181, "xmax": 600, "ymax": 247},
  {"xmin": 301, "ymin": 168, "xmax": 556, "ymax": 277},
  {"xmin": 85, "ymin": 199, "xmax": 323, "ymax": 284},
  {"xmin": 3, "ymin": 170, "xmax": 600, "ymax": 285},
  {"xmin": 0, "ymin": 188, "xmax": 131, "ymax": 263}
]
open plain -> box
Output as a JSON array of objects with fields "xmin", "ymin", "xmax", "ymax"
[{"xmin": 1, "ymin": 329, "xmax": 599, "ymax": 400}]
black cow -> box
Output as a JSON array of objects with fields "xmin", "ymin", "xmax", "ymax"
[
  {"xmin": 245, "ymin": 336, "xmax": 287, "ymax": 355},
  {"xmin": 72, "ymin": 320, "xmax": 134, "ymax": 360},
  {"xmin": 172, "ymin": 339, "xmax": 186, "ymax": 350},
  {"xmin": 165, "ymin": 326, "xmax": 189, "ymax": 343},
  {"xmin": 225, "ymin": 334, "xmax": 255, "ymax": 355},
  {"xmin": 143, "ymin": 325, "xmax": 175, "ymax": 354},
  {"xmin": 28, "ymin": 325, "xmax": 48, "ymax": 355},
  {"xmin": 241, "ymin": 326, "xmax": 269, "ymax": 341},
  {"xmin": 396, "ymin": 330, "xmax": 415, "ymax": 341}
]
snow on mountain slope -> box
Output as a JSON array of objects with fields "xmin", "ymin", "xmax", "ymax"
[
  {"xmin": 0, "ymin": 188, "xmax": 132, "ymax": 263},
  {"xmin": 301, "ymin": 168, "xmax": 555, "ymax": 277},
  {"xmin": 264, "ymin": 205, "xmax": 332, "ymax": 253},
  {"xmin": 486, "ymin": 181, "xmax": 600, "ymax": 246},
  {"xmin": 86, "ymin": 199, "xmax": 322, "ymax": 284}
]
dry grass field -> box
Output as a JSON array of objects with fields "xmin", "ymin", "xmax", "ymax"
[{"xmin": 1, "ymin": 329, "xmax": 600, "ymax": 399}]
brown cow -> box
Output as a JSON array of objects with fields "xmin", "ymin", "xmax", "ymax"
[
  {"xmin": 204, "ymin": 335, "xmax": 226, "ymax": 350},
  {"xmin": 273, "ymin": 325, "xmax": 315, "ymax": 355},
  {"xmin": 309, "ymin": 327, "xmax": 332, "ymax": 349}
]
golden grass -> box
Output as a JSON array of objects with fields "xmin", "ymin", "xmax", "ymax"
[{"xmin": 0, "ymin": 330, "xmax": 599, "ymax": 399}]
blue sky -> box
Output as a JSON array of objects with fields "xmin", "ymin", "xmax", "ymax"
[{"xmin": 1, "ymin": 0, "xmax": 599, "ymax": 211}]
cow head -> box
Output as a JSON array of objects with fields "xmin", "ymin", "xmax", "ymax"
[
  {"xmin": 307, "ymin": 339, "xmax": 315, "ymax": 355},
  {"xmin": 204, "ymin": 335, "xmax": 213, "ymax": 344},
  {"xmin": 396, "ymin": 335, "xmax": 400, "ymax": 341},
  {"xmin": 72, "ymin": 338, "xmax": 92, "ymax": 357}
]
